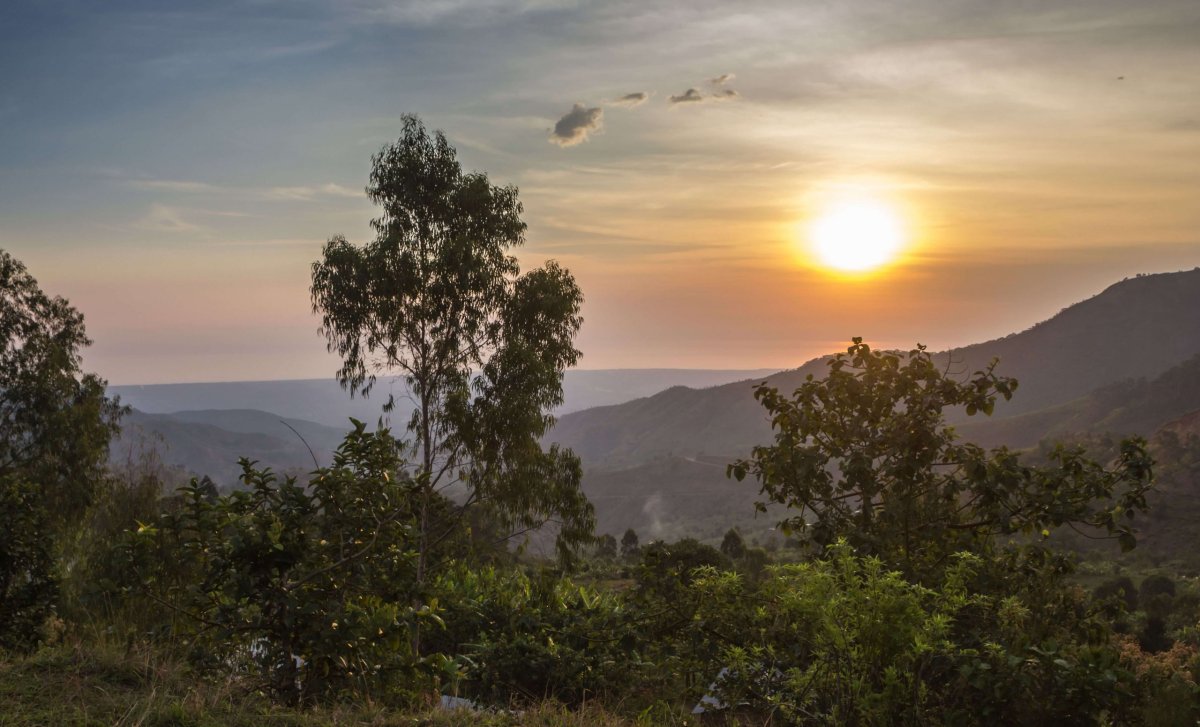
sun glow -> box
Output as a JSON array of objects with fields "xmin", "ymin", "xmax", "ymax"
[{"xmin": 807, "ymin": 195, "xmax": 906, "ymax": 273}]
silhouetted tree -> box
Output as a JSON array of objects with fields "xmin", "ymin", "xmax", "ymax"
[
  {"xmin": 720, "ymin": 527, "xmax": 746, "ymax": 560},
  {"xmin": 0, "ymin": 249, "xmax": 124, "ymax": 651},
  {"xmin": 595, "ymin": 533, "xmax": 617, "ymax": 559},
  {"xmin": 310, "ymin": 116, "xmax": 593, "ymax": 595},
  {"xmin": 730, "ymin": 338, "xmax": 1154, "ymax": 575},
  {"xmin": 621, "ymin": 528, "xmax": 640, "ymax": 558},
  {"xmin": 1094, "ymin": 576, "xmax": 1138, "ymax": 612}
]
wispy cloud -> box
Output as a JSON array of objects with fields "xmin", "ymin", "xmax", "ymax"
[
  {"xmin": 134, "ymin": 204, "xmax": 205, "ymax": 234},
  {"xmin": 124, "ymin": 176, "xmax": 361, "ymax": 201},
  {"xmin": 265, "ymin": 183, "xmax": 361, "ymax": 200},
  {"xmin": 669, "ymin": 74, "xmax": 741, "ymax": 105},
  {"xmin": 350, "ymin": 0, "xmax": 579, "ymax": 27},
  {"xmin": 549, "ymin": 103, "xmax": 603, "ymax": 146},
  {"xmin": 148, "ymin": 39, "xmax": 341, "ymax": 79},
  {"xmin": 128, "ymin": 179, "xmax": 222, "ymax": 193}
]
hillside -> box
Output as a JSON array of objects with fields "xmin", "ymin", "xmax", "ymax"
[
  {"xmin": 958, "ymin": 352, "xmax": 1200, "ymax": 449},
  {"xmin": 109, "ymin": 368, "xmax": 778, "ymax": 429},
  {"xmin": 553, "ymin": 269, "xmax": 1200, "ymax": 472},
  {"xmin": 114, "ymin": 409, "xmax": 350, "ymax": 485},
  {"xmin": 583, "ymin": 455, "xmax": 777, "ymax": 541}
]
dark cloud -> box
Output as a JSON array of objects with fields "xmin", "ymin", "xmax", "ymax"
[
  {"xmin": 669, "ymin": 85, "xmax": 740, "ymax": 105},
  {"xmin": 708, "ymin": 73, "xmax": 735, "ymax": 86},
  {"xmin": 550, "ymin": 103, "xmax": 604, "ymax": 146},
  {"xmin": 669, "ymin": 88, "xmax": 705, "ymax": 104},
  {"xmin": 612, "ymin": 91, "xmax": 649, "ymax": 107}
]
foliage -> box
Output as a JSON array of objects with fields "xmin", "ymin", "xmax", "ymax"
[
  {"xmin": 620, "ymin": 528, "xmax": 639, "ymax": 558},
  {"xmin": 128, "ymin": 423, "xmax": 439, "ymax": 704},
  {"xmin": 1095, "ymin": 576, "xmax": 1139, "ymax": 613},
  {"xmin": 729, "ymin": 338, "xmax": 1155, "ymax": 574},
  {"xmin": 651, "ymin": 542, "xmax": 1144, "ymax": 725},
  {"xmin": 719, "ymin": 528, "xmax": 746, "ymax": 561},
  {"xmin": 634, "ymin": 538, "xmax": 729, "ymax": 598},
  {"xmin": 0, "ymin": 249, "xmax": 124, "ymax": 528},
  {"xmin": 0, "ymin": 477, "xmax": 57, "ymax": 653},
  {"xmin": 0, "ymin": 249, "xmax": 124, "ymax": 653},
  {"xmin": 1141, "ymin": 573, "xmax": 1177, "ymax": 600},
  {"xmin": 59, "ymin": 436, "xmax": 183, "ymax": 635},
  {"xmin": 595, "ymin": 533, "xmax": 617, "ymax": 560},
  {"xmin": 310, "ymin": 115, "xmax": 592, "ymax": 577},
  {"xmin": 426, "ymin": 565, "xmax": 641, "ymax": 706}
]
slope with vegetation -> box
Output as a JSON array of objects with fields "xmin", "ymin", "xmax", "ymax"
[{"xmin": 554, "ymin": 268, "xmax": 1200, "ymax": 472}]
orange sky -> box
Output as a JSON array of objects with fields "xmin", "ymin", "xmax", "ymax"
[{"xmin": 2, "ymin": 0, "xmax": 1198, "ymax": 384}]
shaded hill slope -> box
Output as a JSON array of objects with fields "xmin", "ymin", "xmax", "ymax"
[
  {"xmin": 583, "ymin": 455, "xmax": 778, "ymax": 542},
  {"xmin": 115, "ymin": 409, "xmax": 350, "ymax": 486},
  {"xmin": 110, "ymin": 369, "xmax": 777, "ymax": 429},
  {"xmin": 959, "ymin": 352, "xmax": 1200, "ymax": 450},
  {"xmin": 553, "ymin": 269, "xmax": 1200, "ymax": 471}
]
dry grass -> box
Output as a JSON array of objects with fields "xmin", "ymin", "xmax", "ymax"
[{"xmin": 0, "ymin": 642, "xmax": 760, "ymax": 727}]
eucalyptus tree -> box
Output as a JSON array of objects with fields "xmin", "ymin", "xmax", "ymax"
[{"xmin": 311, "ymin": 116, "xmax": 593, "ymax": 588}]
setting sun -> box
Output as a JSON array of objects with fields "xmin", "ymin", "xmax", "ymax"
[{"xmin": 808, "ymin": 196, "xmax": 906, "ymax": 272}]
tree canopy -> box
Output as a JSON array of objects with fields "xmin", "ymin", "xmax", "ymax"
[
  {"xmin": 310, "ymin": 115, "xmax": 593, "ymax": 574},
  {"xmin": 0, "ymin": 248, "xmax": 124, "ymax": 651},
  {"xmin": 729, "ymin": 338, "xmax": 1154, "ymax": 572},
  {"xmin": 1, "ymin": 250, "xmax": 124, "ymax": 525}
]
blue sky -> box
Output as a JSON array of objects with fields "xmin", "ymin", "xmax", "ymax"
[{"xmin": 2, "ymin": 0, "xmax": 1199, "ymax": 383}]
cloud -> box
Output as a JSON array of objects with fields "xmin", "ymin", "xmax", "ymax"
[
  {"xmin": 668, "ymin": 88, "xmax": 705, "ymax": 104},
  {"xmin": 550, "ymin": 103, "xmax": 603, "ymax": 146},
  {"xmin": 125, "ymin": 176, "xmax": 361, "ymax": 201},
  {"xmin": 127, "ymin": 179, "xmax": 221, "ymax": 193},
  {"xmin": 611, "ymin": 92, "xmax": 648, "ymax": 107},
  {"xmin": 669, "ymin": 77, "xmax": 741, "ymax": 105},
  {"xmin": 134, "ymin": 204, "xmax": 204, "ymax": 234},
  {"xmin": 352, "ymin": 0, "xmax": 578, "ymax": 27},
  {"xmin": 265, "ymin": 183, "xmax": 361, "ymax": 200}
]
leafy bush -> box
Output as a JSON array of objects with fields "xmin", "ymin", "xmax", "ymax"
[
  {"xmin": 128, "ymin": 422, "xmax": 439, "ymax": 704},
  {"xmin": 664, "ymin": 542, "xmax": 1144, "ymax": 725},
  {"xmin": 426, "ymin": 565, "xmax": 641, "ymax": 706},
  {"xmin": 0, "ymin": 477, "xmax": 57, "ymax": 653}
]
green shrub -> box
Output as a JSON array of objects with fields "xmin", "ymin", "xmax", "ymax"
[
  {"xmin": 0, "ymin": 477, "xmax": 57, "ymax": 653},
  {"xmin": 427, "ymin": 566, "xmax": 640, "ymax": 706},
  {"xmin": 128, "ymin": 422, "xmax": 438, "ymax": 704}
]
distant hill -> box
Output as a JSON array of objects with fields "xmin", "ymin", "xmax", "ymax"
[
  {"xmin": 959, "ymin": 352, "xmax": 1200, "ymax": 450},
  {"xmin": 109, "ymin": 369, "xmax": 778, "ymax": 430},
  {"xmin": 106, "ymin": 369, "xmax": 777, "ymax": 487},
  {"xmin": 114, "ymin": 409, "xmax": 350, "ymax": 486},
  {"xmin": 553, "ymin": 269, "xmax": 1200, "ymax": 472}
]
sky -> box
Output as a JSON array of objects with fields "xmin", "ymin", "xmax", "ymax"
[{"xmin": 1, "ymin": 0, "xmax": 1198, "ymax": 385}]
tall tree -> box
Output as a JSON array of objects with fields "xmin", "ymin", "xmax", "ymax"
[
  {"xmin": 0, "ymin": 249, "xmax": 124, "ymax": 650},
  {"xmin": 0, "ymin": 250, "xmax": 124, "ymax": 523},
  {"xmin": 311, "ymin": 115, "xmax": 593, "ymax": 585}
]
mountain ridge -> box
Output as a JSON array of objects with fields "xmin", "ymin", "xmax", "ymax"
[{"xmin": 549, "ymin": 268, "xmax": 1200, "ymax": 471}]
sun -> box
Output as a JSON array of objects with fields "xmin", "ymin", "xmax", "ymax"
[{"xmin": 807, "ymin": 195, "xmax": 906, "ymax": 273}]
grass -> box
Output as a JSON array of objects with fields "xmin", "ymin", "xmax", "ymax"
[{"xmin": 0, "ymin": 642, "xmax": 746, "ymax": 727}]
